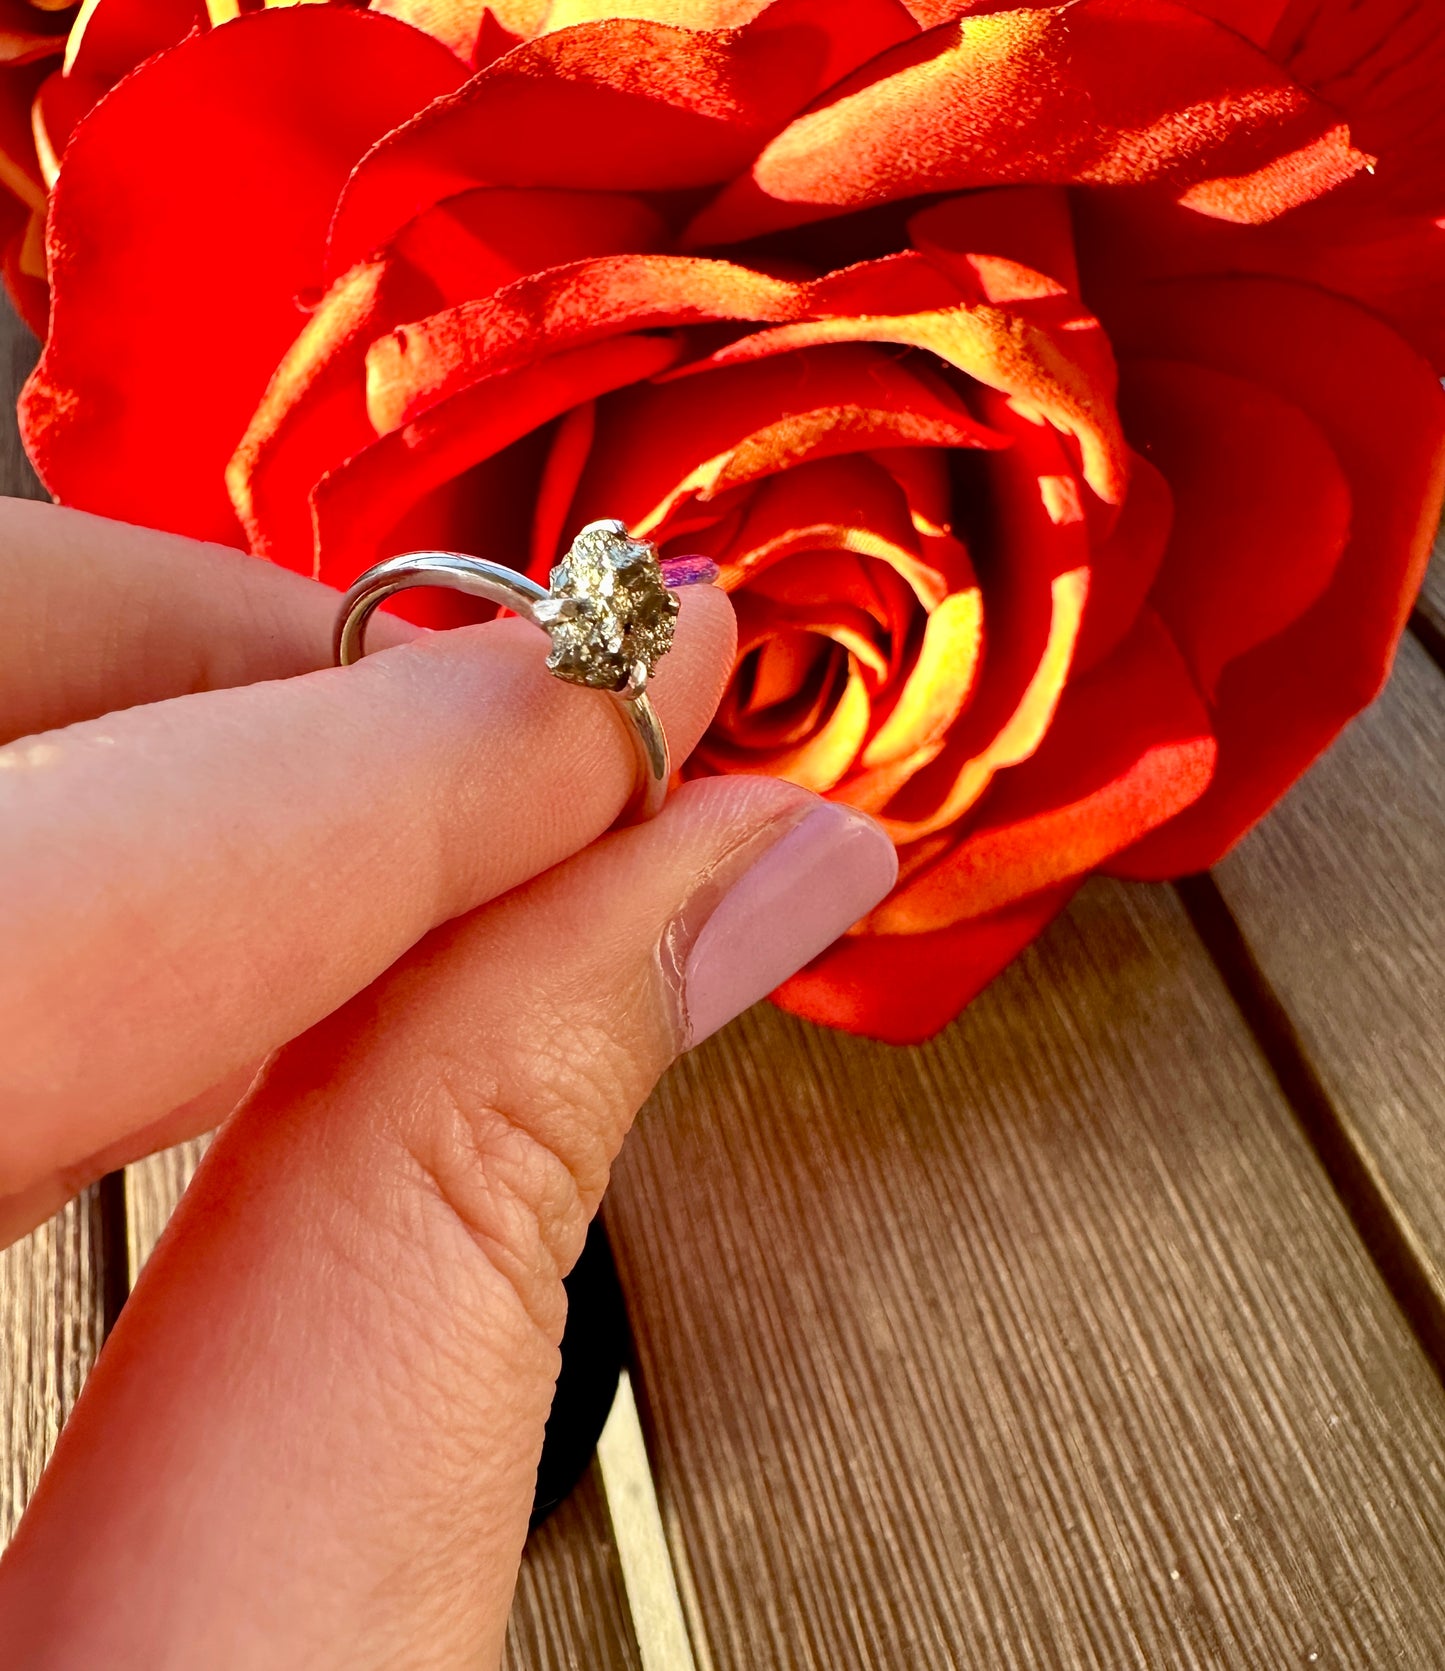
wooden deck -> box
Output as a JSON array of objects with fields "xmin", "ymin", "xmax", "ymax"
[{"xmin": 3, "ymin": 299, "xmax": 1444, "ymax": 1667}]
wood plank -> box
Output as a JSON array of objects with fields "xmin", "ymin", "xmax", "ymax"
[
  {"xmin": 1211, "ymin": 633, "xmax": 1445, "ymax": 1338},
  {"xmin": 0, "ymin": 294, "xmax": 42, "ymax": 504},
  {"xmin": 1, "ymin": 1194, "xmax": 107, "ymax": 1544},
  {"xmin": 606, "ymin": 879, "xmax": 1445, "ymax": 1669},
  {"xmin": 505, "ymin": 1462, "xmax": 641, "ymax": 1671},
  {"xmin": 126, "ymin": 1139, "xmax": 210, "ymax": 1281}
]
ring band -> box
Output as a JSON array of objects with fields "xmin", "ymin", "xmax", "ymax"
[{"xmin": 333, "ymin": 521, "xmax": 715, "ymax": 822}]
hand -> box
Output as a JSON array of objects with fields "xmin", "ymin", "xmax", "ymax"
[{"xmin": 0, "ymin": 497, "xmax": 896, "ymax": 1668}]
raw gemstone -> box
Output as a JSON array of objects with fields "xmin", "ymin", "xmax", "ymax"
[{"xmin": 538, "ymin": 520, "xmax": 680, "ymax": 692}]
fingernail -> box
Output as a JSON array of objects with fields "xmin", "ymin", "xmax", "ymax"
[
  {"xmin": 678, "ymin": 802, "xmax": 899, "ymax": 1048},
  {"xmin": 659, "ymin": 555, "xmax": 720, "ymax": 588}
]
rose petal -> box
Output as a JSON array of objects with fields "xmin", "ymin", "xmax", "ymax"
[
  {"xmin": 1169, "ymin": 0, "xmax": 1291, "ymax": 46},
  {"xmin": 480, "ymin": 0, "xmax": 553, "ymax": 44},
  {"xmin": 1121, "ymin": 356, "xmax": 1351, "ymax": 697},
  {"xmin": 908, "ymin": 186, "xmax": 1081, "ymax": 301},
  {"xmin": 0, "ymin": 0, "xmax": 68, "ymax": 67},
  {"xmin": 362, "ymin": 255, "xmax": 801, "ymax": 431},
  {"xmin": 1074, "ymin": 184, "xmax": 1445, "ymax": 375},
  {"xmin": 738, "ymin": 626, "xmax": 826, "ymax": 718},
  {"xmin": 367, "ymin": 249, "xmax": 1107, "ymax": 509},
  {"xmin": 543, "ymin": 0, "xmax": 776, "ymax": 26},
  {"xmin": 709, "ymin": 620, "xmax": 836, "ymax": 747},
  {"xmin": 232, "ymin": 185, "xmax": 666, "ymax": 568},
  {"xmin": 0, "ymin": 59, "xmax": 45, "ymax": 213},
  {"xmin": 861, "ymin": 589, "xmax": 983, "ymax": 769},
  {"xmin": 310, "ymin": 331, "xmax": 682, "ymax": 583},
  {"xmin": 1271, "ymin": 0, "xmax": 1445, "ymax": 216},
  {"xmin": 857, "ymin": 563, "xmax": 1088, "ymax": 838},
  {"xmin": 672, "ymin": 250, "xmax": 1130, "ymax": 504},
  {"xmin": 328, "ymin": 0, "xmax": 919, "ymax": 277},
  {"xmin": 709, "ymin": 449, "xmax": 969, "ymax": 604},
  {"xmin": 735, "ymin": 578, "xmax": 891, "ymax": 683},
  {"xmin": 229, "ymin": 258, "xmax": 404, "ymax": 571},
  {"xmin": 365, "ymin": 204, "xmax": 674, "ymax": 435},
  {"xmin": 31, "ymin": 64, "xmax": 97, "ymax": 187},
  {"xmin": 870, "ymin": 609, "xmax": 1215, "ymax": 930},
  {"xmin": 370, "ymin": 0, "xmax": 490, "ymax": 62},
  {"xmin": 531, "ymin": 396, "xmax": 599, "ymax": 571},
  {"xmin": 849, "ymin": 398, "xmax": 1091, "ymax": 838},
  {"xmin": 389, "ymin": 184, "xmax": 665, "ymax": 309},
  {"xmin": 61, "ymin": 0, "xmax": 202, "ymax": 83},
  {"xmin": 706, "ymin": 647, "xmax": 872, "ymax": 791},
  {"xmin": 1105, "ymin": 274, "xmax": 1445, "ymax": 874},
  {"xmin": 871, "ymin": 445, "xmax": 980, "ymax": 598},
  {"xmin": 20, "ymin": 8, "xmax": 466, "ymax": 544},
  {"xmin": 1071, "ymin": 450, "xmax": 1172, "ymax": 675},
  {"xmin": 569, "ymin": 340, "xmax": 1002, "ymax": 535},
  {"xmin": 772, "ymin": 881, "xmax": 1077, "ymax": 1043},
  {"xmin": 687, "ymin": 0, "xmax": 1369, "ymax": 246},
  {"xmin": 684, "ymin": 451, "xmax": 982, "ymax": 772}
]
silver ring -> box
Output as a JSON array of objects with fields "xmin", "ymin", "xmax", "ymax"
[{"xmin": 333, "ymin": 520, "xmax": 716, "ymax": 822}]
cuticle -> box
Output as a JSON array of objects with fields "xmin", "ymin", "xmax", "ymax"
[{"xmin": 656, "ymin": 799, "xmax": 820, "ymax": 1051}]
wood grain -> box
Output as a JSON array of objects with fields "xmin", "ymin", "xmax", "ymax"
[
  {"xmin": 606, "ymin": 880, "xmax": 1445, "ymax": 1670},
  {"xmin": 1212, "ymin": 634, "xmax": 1445, "ymax": 1330},
  {"xmin": 126, "ymin": 1139, "xmax": 211, "ymax": 1281},
  {"xmin": 0, "ymin": 1193, "xmax": 107, "ymax": 1544},
  {"xmin": 504, "ymin": 1462, "xmax": 641, "ymax": 1671},
  {"xmin": 0, "ymin": 294, "xmax": 41, "ymax": 504}
]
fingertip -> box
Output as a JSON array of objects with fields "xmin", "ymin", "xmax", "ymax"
[{"xmin": 646, "ymin": 582, "xmax": 736, "ymax": 766}]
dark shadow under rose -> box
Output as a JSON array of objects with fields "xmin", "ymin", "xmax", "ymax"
[{"xmin": 14, "ymin": 0, "xmax": 1445, "ymax": 1039}]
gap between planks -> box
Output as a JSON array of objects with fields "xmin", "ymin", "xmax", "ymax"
[
  {"xmin": 597, "ymin": 1369, "xmax": 708, "ymax": 1671},
  {"xmin": 1178, "ymin": 868, "xmax": 1445, "ymax": 1376},
  {"xmin": 1201, "ymin": 626, "xmax": 1445, "ymax": 1376}
]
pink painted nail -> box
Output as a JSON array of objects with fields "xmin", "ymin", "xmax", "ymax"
[{"xmin": 680, "ymin": 802, "xmax": 899, "ymax": 1048}]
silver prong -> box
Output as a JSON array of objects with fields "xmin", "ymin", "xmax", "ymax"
[
  {"xmin": 616, "ymin": 661, "xmax": 650, "ymax": 701},
  {"xmin": 533, "ymin": 595, "xmax": 583, "ymax": 625},
  {"xmin": 577, "ymin": 517, "xmax": 630, "ymax": 540}
]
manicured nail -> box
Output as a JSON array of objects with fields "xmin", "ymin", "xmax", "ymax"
[
  {"xmin": 680, "ymin": 802, "xmax": 898, "ymax": 1048},
  {"xmin": 659, "ymin": 555, "xmax": 720, "ymax": 588}
]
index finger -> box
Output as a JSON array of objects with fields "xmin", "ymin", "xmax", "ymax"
[{"xmin": 0, "ymin": 496, "xmax": 418, "ymax": 745}]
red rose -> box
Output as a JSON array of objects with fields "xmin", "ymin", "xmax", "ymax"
[
  {"xmin": 0, "ymin": 0, "xmax": 205, "ymax": 330},
  {"xmin": 15, "ymin": 0, "xmax": 1445, "ymax": 1040}
]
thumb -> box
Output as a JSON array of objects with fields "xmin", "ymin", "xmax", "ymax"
[{"xmin": 0, "ymin": 775, "xmax": 896, "ymax": 1670}]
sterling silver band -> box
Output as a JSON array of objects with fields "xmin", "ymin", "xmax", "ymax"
[{"xmin": 333, "ymin": 543, "xmax": 679, "ymax": 822}]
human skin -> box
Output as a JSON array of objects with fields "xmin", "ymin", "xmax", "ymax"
[{"xmin": 0, "ymin": 495, "xmax": 896, "ymax": 1667}]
